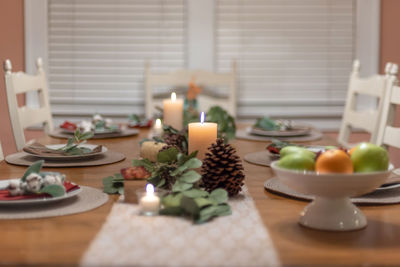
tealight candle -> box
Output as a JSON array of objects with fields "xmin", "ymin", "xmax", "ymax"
[
  {"xmin": 152, "ymin": 118, "xmax": 163, "ymax": 137},
  {"xmin": 163, "ymin": 92, "xmax": 183, "ymax": 130},
  {"xmin": 139, "ymin": 184, "xmax": 160, "ymax": 216},
  {"xmin": 188, "ymin": 112, "xmax": 218, "ymax": 159}
]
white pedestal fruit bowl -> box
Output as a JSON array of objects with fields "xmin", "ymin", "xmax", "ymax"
[{"xmin": 271, "ymin": 161, "xmax": 393, "ymax": 231}]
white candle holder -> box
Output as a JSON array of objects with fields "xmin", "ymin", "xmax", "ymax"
[{"xmin": 136, "ymin": 184, "xmax": 162, "ymax": 216}]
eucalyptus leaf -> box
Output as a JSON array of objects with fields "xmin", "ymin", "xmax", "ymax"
[
  {"xmin": 193, "ymin": 197, "xmax": 214, "ymax": 208},
  {"xmin": 182, "ymin": 158, "xmax": 202, "ymax": 169},
  {"xmin": 181, "ymin": 196, "xmax": 200, "ymax": 216},
  {"xmin": 254, "ymin": 117, "xmax": 279, "ymax": 131},
  {"xmin": 39, "ymin": 184, "xmax": 66, "ymax": 197},
  {"xmin": 160, "ymin": 207, "xmax": 183, "ymax": 216},
  {"xmin": 114, "ymin": 173, "xmax": 124, "ymax": 180},
  {"xmin": 157, "ymin": 147, "xmax": 179, "ymax": 163},
  {"xmin": 21, "ymin": 160, "xmax": 44, "ymax": 182},
  {"xmin": 171, "ymin": 158, "xmax": 202, "ymax": 176},
  {"xmin": 132, "ymin": 159, "xmax": 154, "ymax": 172},
  {"xmin": 209, "ymin": 189, "xmax": 229, "ymax": 204},
  {"xmin": 80, "ymin": 131, "xmax": 94, "ymax": 140},
  {"xmin": 118, "ymin": 187, "xmax": 124, "ymax": 195},
  {"xmin": 206, "ymin": 106, "xmax": 236, "ymax": 141},
  {"xmin": 162, "ymin": 193, "xmax": 183, "ymax": 208},
  {"xmin": 179, "ymin": 170, "xmax": 201, "ymax": 184},
  {"xmin": 196, "ymin": 204, "xmax": 232, "ymax": 224},
  {"xmin": 102, "ymin": 175, "xmax": 124, "ymax": 194},
  {"xmin": 196, "ymin": 205, "xmax": 219, "ymax": 223},
  {"xmin": 102, "ymin": 176, "xmax": 114, "ymax": 186},
  {"xmin": 182, "ymin": 189, "xmax": 209, "ymax": 198},
  {"xmin": 172, "ymin": 181, "xmax": 193, "ymax": 193},
  {"xmin": 177, "ymin": 151, "xmax": 198, "ymax": 165}
]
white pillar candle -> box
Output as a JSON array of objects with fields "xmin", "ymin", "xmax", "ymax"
[
  {"xmin": 139, "ymin": 184, "xmax": 160, "ymax": 215},
  {"xmin": 163, "ymin": 92, "xmax": 183, "ymax": 130},
  {"xmin": 188, "ymin": 112, "xmax": 218, "ymax": 159},
  {"xmin": 152, "ymin": 118, "xmax": 163, "ymax": 137}
]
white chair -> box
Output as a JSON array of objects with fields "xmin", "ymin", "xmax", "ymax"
[
  {"xmin": 3, "ymin": 58, "xmax": 53, "ymax": 151},
  {"xmin": 0, "ymin": 142, "xmax": 3, "ymax": 161},
  {"xmin": 376, "ymin": 64, "xmax": 400, "ymax": 149},
  {"xmin": 337, "ymin": 60, "xmax": 393, "ymax": 148},
  {"xmin": 145, "ymin": 61, "xmax": 237, "ymax": 118}
]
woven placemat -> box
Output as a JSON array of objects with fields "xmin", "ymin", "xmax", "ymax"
[
  {"xmin": 0, "ymin": 186, "xmax": 108, "ymax": 219},
  {"xmin": 5, "ymin": 151, "xmax": 126, "ymax": 168},
  {"xmin": 244, "ymin": 150, "xmax": 276, "ymax": 167},
  {"xmin": 264, "ymin": 177, "xmax": 400, "ymax": 205},
  {"xmin": 236, "ymin": 128, "xmax": 323, "ymax": 142},
  {"xmin": 49, "ymin": 128, "xmax": 139, "ymax": 139}
]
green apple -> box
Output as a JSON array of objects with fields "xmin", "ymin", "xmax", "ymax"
[
  {"xmin": 277, "ymin": 153, "xmax": 315, "ymax": 171},
  {"xmin": 350, "ymin": 143, "xmax": 389, "ymax": 173},
  {"xmin": 280, "ymin": 146, "xmax": 316, "ymax": 159}
]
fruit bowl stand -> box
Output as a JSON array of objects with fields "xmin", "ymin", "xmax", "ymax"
[{"xmin": 271, "ymin": 161, "xmax": 393, "ymax": 231}]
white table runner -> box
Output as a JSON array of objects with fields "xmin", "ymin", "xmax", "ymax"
[{"xmin": 81, "ymin": 186, "xmax": 280, "ymax": 267}]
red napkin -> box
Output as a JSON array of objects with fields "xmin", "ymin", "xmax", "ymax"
[{"xmin": 0, "ymin": 181, "xmax": 80, "ymax": 201}]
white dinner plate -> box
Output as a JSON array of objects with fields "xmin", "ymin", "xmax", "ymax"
[
  {"xmin": 248, "ymin": 125, "xmax": 312, "ymax": 137},
  {"xmin": 25, "ymin": 144, "xmax": 107, "ymax": 160},
  {"xmin": 61, "ymin": 127, "xmax": 121, "ymax": 135},
  {"xmin": 0, "ymin": 179, "xmax": 82, "ymax": 206}
]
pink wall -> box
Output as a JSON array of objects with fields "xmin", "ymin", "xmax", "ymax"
[
  {"xmin": 380, "ymin": 0, "xmax": 400, "ymax": 77},
  {"xmin": 380, "ymin": 0, "xmax": 400, "ymax": 167},
  {"xmin": 0, "ymin": 0, "xmax": 25, "ymax": 156}
]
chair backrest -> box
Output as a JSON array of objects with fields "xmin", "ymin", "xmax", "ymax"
[
  {"xmin": 3, "ymin": 58, "xmax": 53, "ymax": 151},
  {"xmin": 0, "ymin": 142, "xmax": 3, "ymax": 161},
  {"xmin": 145, "ymin": 61, "xmax": 237, "ymax": 118},
  {"xmin": 376, "ymin": 64, "xmax": 400, "ymax": 149},
  {"xmin": 337, "ymin": 60, "xmax": 392, "ymax": 148}
]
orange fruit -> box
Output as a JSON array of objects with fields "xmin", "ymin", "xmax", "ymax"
[{"xmin": 315, "ymin": 149, "xmax": 353, "ymax": 174}]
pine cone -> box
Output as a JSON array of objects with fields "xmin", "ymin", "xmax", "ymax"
[
  {"xmin": 163, "ymin": 131, "xmax": 187, "ymax": 153},
  {"xmin": 201, "ymin": 138, "xmax": 245, "ymax": 197}
]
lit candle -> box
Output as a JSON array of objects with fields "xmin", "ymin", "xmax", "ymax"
[
  {"xmin": 188, "ymin": 112, "xmax": 218, "ymax": 159},
  {"xmin": 139, "ymin": 184, "xmax": 160, "ymax": 215},
  {"xmin": 152, "ymin": 118, "xmax": 163, "ymax": 137},
  {"xmin": 163, "ymin": 92, "xmax": 183, "ymax": 130}
]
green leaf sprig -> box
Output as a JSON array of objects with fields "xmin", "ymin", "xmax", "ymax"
[
  {"xmin": 205, "ymin": 106, "xmax": 236, "ymax": 142},
  {"xmin": 20, "ymin": 160, "xmax": 66, "ymax": 197},
  {"xmin": 58, "ymin": 129, "xmax": 94, "ymax": 155},
  {"xmin": 133, "ymin": 147, "xmax": 232, "ymax": 223},
  {"xmin": 254, "ymin": 117, "xmax": 279, "ymax": 131},
  {"xmin": 103, "ymin": 173, "xmax": 124, "ymax": 195}
]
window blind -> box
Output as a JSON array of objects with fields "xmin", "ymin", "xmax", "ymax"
[
  {"xmin": 48, "ymin": 0, "xmax": 186, "ymax": 121},
  {"xmin": 216, "ymin": 0, "xmax": 356, "ymax": 121}
]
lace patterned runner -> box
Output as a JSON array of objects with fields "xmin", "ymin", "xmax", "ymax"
[{"xmin": 81, "ymin": 186, "xmax": 280, "ymax": 267}]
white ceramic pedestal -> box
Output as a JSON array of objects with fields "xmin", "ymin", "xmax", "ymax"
[
  {"xmin": 299, "ymin": 197, "xmax": 367, "ymax": 231},
  {"xmin": 271, "ymin": 161, "xmax": 393, "ymax": 232}
]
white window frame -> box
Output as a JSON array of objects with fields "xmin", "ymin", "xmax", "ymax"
[{"xmin": 25, "ymin": 0, "xmax": 380, "ymax": 129}]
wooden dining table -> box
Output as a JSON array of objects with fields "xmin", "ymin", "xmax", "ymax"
[{"xmin": 0, "ymin": 127, "xmax": 400, "ymax": 266}]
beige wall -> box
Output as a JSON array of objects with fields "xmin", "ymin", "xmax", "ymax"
[{"xmin": 0, "ymin": 0, "xmax": 25, "ymax": 156}]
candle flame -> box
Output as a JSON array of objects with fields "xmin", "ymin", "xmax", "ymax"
[
  {"xmin": 155, "ymin": 118, "xmax": 162, "ymax": 127},
  {"xmin": 171, "ymin": 92, "xmax": 177, "ymax": 102},
  {"xmin": 146, "ymin": 184, "xmax": 155, "ymax": 195},
  {"xmin": 200, "ymin": 112, "xmax": 205, "ymax": 124}
]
